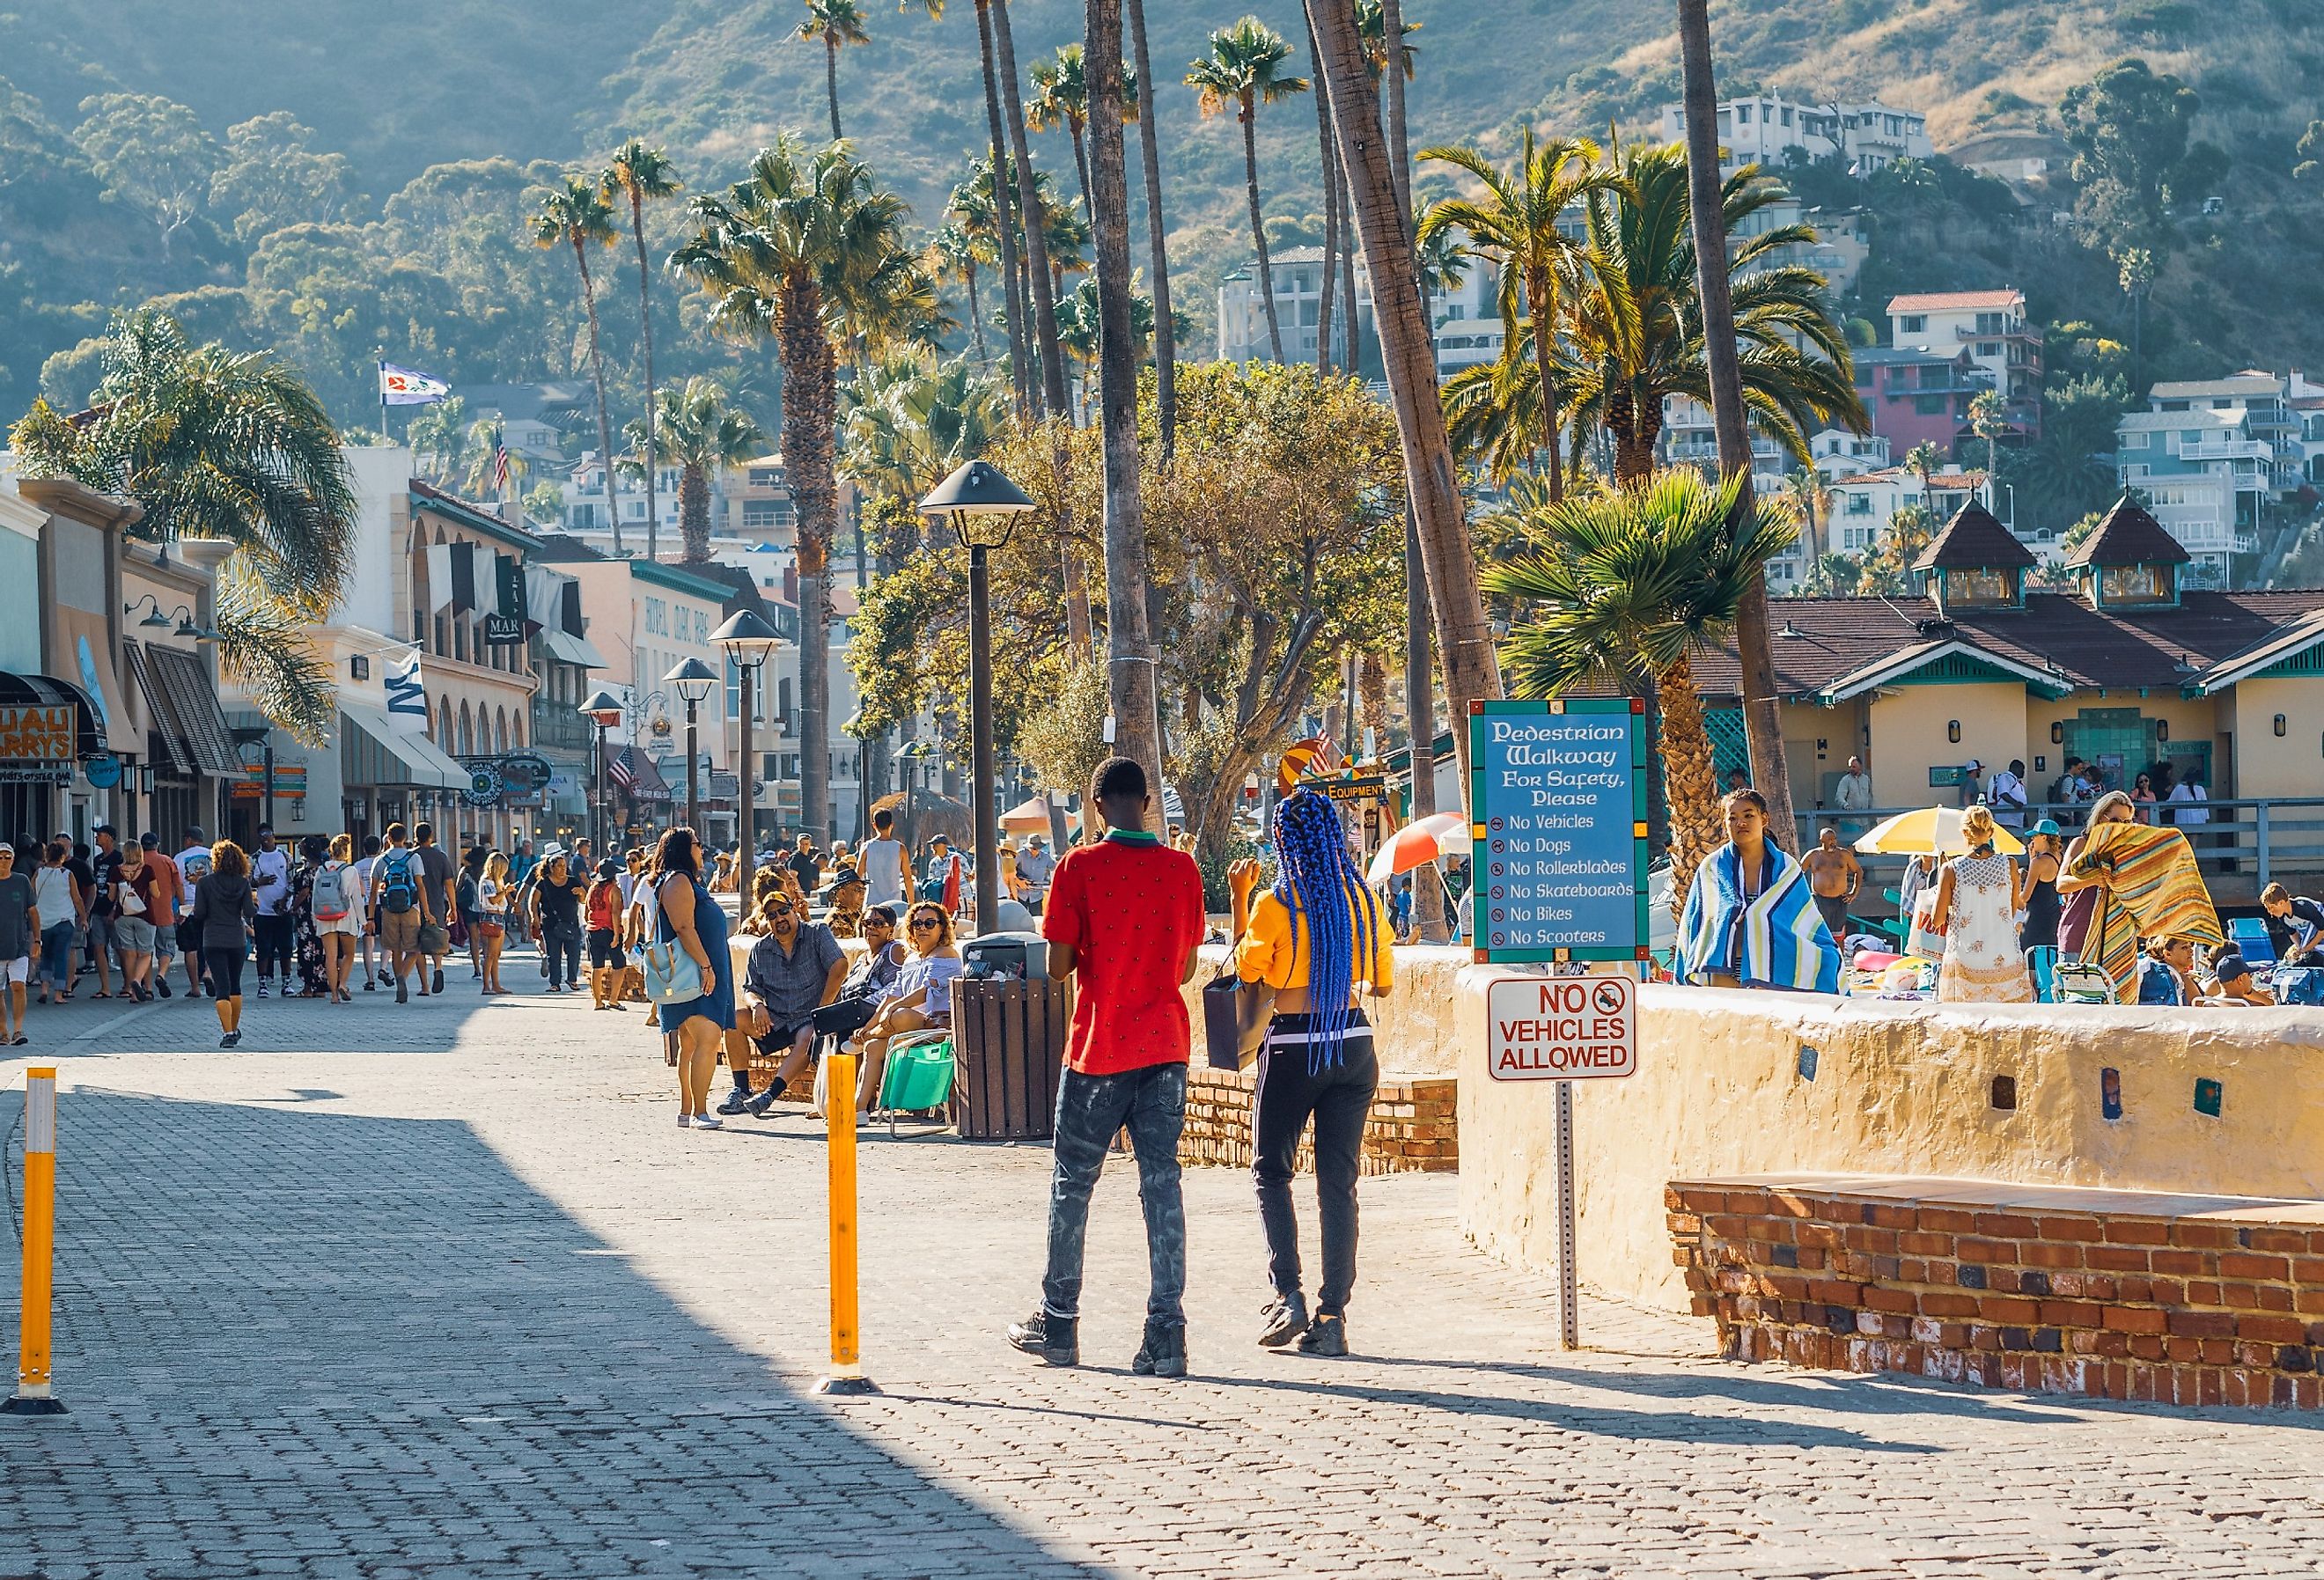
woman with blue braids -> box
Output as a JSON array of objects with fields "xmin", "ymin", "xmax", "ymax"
[{"xmin": 1226, "ymin": 786, "xmax": 1396, "ymax": 1357}]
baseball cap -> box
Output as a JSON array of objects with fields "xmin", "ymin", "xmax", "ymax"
[
  {"xmin": 138, "ymin": 831, "xmax": 159, "ymax": 849},
  {"xmin": 185, "ymin": 825, "xmax": 205, "ymax": 841},
  {"xmin": 2031, "ymin": 818, "xmax": 2062, "ymax": 839},
  {"xmin": 93, "ymin": 823, "xmax": 117, "ymax": 837},
  {"xmin": 2211, "ymin": 948, "xmax": 2252, "ymax": 983},
  {"xmin": 1965, "ymin": 760, "xmax": 1982, "ymax": 772}
]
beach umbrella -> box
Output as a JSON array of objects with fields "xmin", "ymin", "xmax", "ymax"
[
  {"xmin": 1365, "ymin": 812, "xmax": 1469, "ymax": 884},
  {"xmin": 1852, "ymin": 805, "xmax": 2024, "ymax": 857},
  {"xmin": 999, "ymin": 796, "xmax": 1052, "ymax": 833}
]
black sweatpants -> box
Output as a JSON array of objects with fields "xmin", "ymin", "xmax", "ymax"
[
  {"xmin": 1251, "ymin": 1010, "xmax": 1378, "ymax": 1318},
  {"xmin": 253, "ymin": 913, "xmax": 295, "ymax": 978}
]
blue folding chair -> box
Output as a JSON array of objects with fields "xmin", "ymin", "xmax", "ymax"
[
  {"xmin": 2025, "ymin": 945, "xmax": 2059, "ymax": 1003},
  {"xmin": 2232, "ymin": 915, "xmax": 2276, "ymax": 966}
]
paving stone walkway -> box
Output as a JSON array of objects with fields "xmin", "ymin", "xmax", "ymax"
[{"xmin": 4, "ymin": 980, "xmax": 2323, "ymax": 1578}]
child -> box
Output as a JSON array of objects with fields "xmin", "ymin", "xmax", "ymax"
[{"xmin": 2259, "ymin": 882, "xmax": 2324, "ymax": 966}]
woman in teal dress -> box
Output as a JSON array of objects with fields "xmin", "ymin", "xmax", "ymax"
[{"xmin": 648, "ymin": 827, "xmax": 734, "ymax": 1130}]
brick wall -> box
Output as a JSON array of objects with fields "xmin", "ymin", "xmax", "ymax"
[
  {"xmin": 1180, "ymin": 1067, "xmax": 1458, "ymax": 1174},
  {"xmin": 1669, "ymin": 1173, "xmax": 2324, "ymax": 1410}
]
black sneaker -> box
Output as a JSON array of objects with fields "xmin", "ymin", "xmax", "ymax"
[
  {"xmin": 254, "ymin": 979, "xmax": 269, "ymax": 998},
  {"xmin": 156, "ymin": 979, "xmax": 171, "ymax": 999},
  {"xmin": 221, "ymin": 1030, "xmax": 241, "ymax": 1048},
  {"xmin": 1257, "ymin": 1296, "xmax": 1309, "ymax": 1349},
  {"xmin": 396, "ymin": 981, "xmax": 408, "ymax": 1004},
  {"xmin": 1132, "ymin": 1319, "xmax": 1188, "ymax": 1378},
  {"xmin": 432, "ymin": 967, "xmax": 445, "ymax": 994},
  {"xmin": 745, "ymin": 1082, "xmax": 787, "ymax": 1117},
  {"xmin": 716, "ymin": 1090, "xmax": 752, "ymax": 1117},
  {"xmin": 1007, "ymin": 1312, "xmax": 1077, "ymax": 1367},
  {"xmin": 1296, "ymin": 1313, "xmax": 1348, "ymax": 1357}
]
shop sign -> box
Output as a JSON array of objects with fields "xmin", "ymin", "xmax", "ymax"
[
  {"xmin": 83, "ymin": 755, "xmax": 122, "ymax": 789},
  {"xmin": 230, "ymin": 763, "xmax": 308, "ymax": 800},
  {"xmin": 498, "ymin": 752, "xmax": 554, "ymax": 794},
  {"xmin": 0, "ymin": 704, "xmax": 77, "ymax": 763},
  {"xmin": 0, "ymin": 765, "xmax": 70, "ymax": 785}
]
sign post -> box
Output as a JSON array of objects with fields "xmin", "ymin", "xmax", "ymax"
[{"xmin": 1470, "ymin": 699, "xmax": 1649, "ymax": 1349}]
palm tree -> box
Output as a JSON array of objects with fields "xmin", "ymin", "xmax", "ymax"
[
  {"xmin": 1967, "ymin": 387, "xmax": 2007, "ymax": 498},
  {"xmin": 797, "ymin": 0, "xmax": 871, "ymax": 139},
  {"xmin": 458, "ymin": 417, "xmax": 531, "ymax": 505},
  {"xmin": 1483, "ymin": 468, "xmax": 1797, "ymax": 912},
  {"xmin": 969, "ymin": 1, "xmax": 1031, "ymax": 408},
  {"xmin": 1187, "ymin": 17, "xmax": 1308, "ymax": 364},
  {"xmin": 1054, "ymin": 272, "xmax": 1154, "ymax": 370},
  {"xmin": 1558, "ymin": 143, "xmax": 1862, "ymax": 484},
  {"xmin": 1123, "ymin": 0, "xmax": 1177, "ymax": 456},
  {"xmin": 530, "ymin": 173, "xmax": 624, "ymax": 556},
  {"xmin": 621, "ymin": 378, "xmax": 763, "ymax": 563},
  {"xmin": 928, "ymin": 221, "xmax": 992, "ymax": 364},
  {"xmin": 1417, "ymin": 130, "xmax": 1606, "ymax": 500},
  {"xmin": 8, "ymin": 309, "xmax": 354, "ymax": 744},
  {"xmin": 602, "ymin": 140, "xmax": 683, "ymax": 562},
  {"xmin": 1904, "ymin": 440, "xmax": 1943, "ymax": 513},
  {"xmin": 404, "ymin": 394, "xmax": 468, "ymax": 485},
  {"xmin": 673, "ymin": 135, "xmax": 918, "ymax": 841},
  {"xmin": 1026, "ymin": 44, "xmax": 1137, "ymax": 224},
  {"xmin": 1359, "ymin": 0, "xmax": 1418, "ymax": 215},
  {"xmin": 989, "ymin": 0, "xmax": 1070, "ymax": 417},
  {"xmin": 838, "ymin": 349, "xmax": 1009, "ymax": 500}
]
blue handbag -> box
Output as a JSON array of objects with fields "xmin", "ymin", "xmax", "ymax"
[{"xmin": 638, "ymin": 877, "xmax": 704, "ymax": 1007}]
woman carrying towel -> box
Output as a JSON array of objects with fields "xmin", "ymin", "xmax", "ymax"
[
  {"xmin": 1675, "ymin": 790, "xmax": 1841, "ymax": 993},
  {"xmin": 1225, "ymin": 786, "xmax": 1395, "ymax": 1359}
]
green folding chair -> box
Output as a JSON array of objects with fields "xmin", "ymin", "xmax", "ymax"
[{"xmin": 874, "ymin": 1032, "xmax": 957, "ymax": 1138}]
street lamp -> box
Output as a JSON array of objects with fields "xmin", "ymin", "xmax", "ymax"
[
  {"xmin": 920, "ymin": 459, "xmax": 1036, "ymax": 937},
  {"xmin": 710, "ymin": 607, "xmax": 782, "ymax": 906},
  {"xmin": 579, "ymin": 687, "xmax": 625, "ymax": 854},
  {"xmin": 666, "ymin": 658, "xmax": 718, "ymax": 834}
]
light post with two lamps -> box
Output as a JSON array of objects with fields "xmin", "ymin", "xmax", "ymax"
[
  {"xmin": 577, "ymin": 688, "xmax": 626, "ymax": 853},
  {"xmin": 665, "ymin": 658, "xmax": 719, "ymax": 834},
  {"xmin": 918, "ymin": 460, "xmax": 1035, "ymax": 937},
  {"xmin": 710, "ymin": 609, "xmax": 782, "ymax": 904}
]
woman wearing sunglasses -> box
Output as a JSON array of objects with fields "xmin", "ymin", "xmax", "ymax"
[{"xmin": 840, "ymin": 901, "xmax": 963, "ymax": 1121}]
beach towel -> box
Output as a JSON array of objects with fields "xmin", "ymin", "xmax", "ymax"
[
  {"xmin": 2067, "ymin": 820, "xmax": 2221, "ymax": 1002},
  {"xmin": 1677, "ymin": 842, "xmax": 1841, "ymax": 994}
]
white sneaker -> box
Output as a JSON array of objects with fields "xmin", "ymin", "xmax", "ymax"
[
  {"xmin": 677, "ymin": 1113, "xmax": 693, "ymax": 1128},
  {"xmin": 692, "ymin": 1113, "xmax": 723, "ymax": 1130}
]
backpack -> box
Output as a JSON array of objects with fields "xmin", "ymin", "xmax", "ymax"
[
  {"xmin": 457, "ymin": 871, "xmax": 481, "ymax": 915},
  {"xmin": 378, "ymin": 849, "xmax": 417, "ymax": 915},
  {"xmin": 312, "ymin": 863, "xmax": 352, "ymax": 922}
]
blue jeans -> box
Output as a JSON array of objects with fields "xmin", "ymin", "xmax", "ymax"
[
  {"xmin": 39, "ymin": 922, "xmax": 76, "ymax": 993},
  {"xmin": 1041, "ymin": 1062, "xmax": 1188, "ymax": 1326},
  {"xmin": 541, "ymin": 922, "xmax": 581, "ymax": 988}
]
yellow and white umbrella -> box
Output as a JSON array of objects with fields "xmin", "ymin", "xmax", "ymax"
[{"xmin": 1852, "ymin": 805, "xmax": 2025, "ymax": 857}]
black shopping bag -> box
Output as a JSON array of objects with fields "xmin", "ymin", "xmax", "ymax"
[{"xmin": 1202, "ymin": 970, "xmax": 1269, "ymax": 1072}]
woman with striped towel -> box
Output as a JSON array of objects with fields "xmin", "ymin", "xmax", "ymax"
[
  {"xmin": 2061, "ymin": 804, "xmax": 2221, "ymax": 1002},
  {"xmin": 1676, "ymin": 790, "xmax": 1841, "ymax": 994}
]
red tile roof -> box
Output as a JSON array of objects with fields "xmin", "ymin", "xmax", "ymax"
[{"xmin": 1886, "ymin": 289, "xmax": 2026, "ymax": 312}]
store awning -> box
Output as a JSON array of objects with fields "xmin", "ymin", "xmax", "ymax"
[
  {"xmin": 0, "ymin": 672, "xmax": 102, "ymax": 759},
  {"xmin": 339, "ymin": 701, "xmax": 467, "ymax": 790},
  {"xmin": 608, "ymin": 744, "xmax": 673, "ymax": 803},
  {"xmin": 136, "ymin": 644, "xmax": 240, "ymax": 775},
  {"xmin": 120, "ymin": 643, "xmax": 186, "ymax": 770},
  {"xmin": 541, "ymin": 628, "xmax": 607, "ymax": 669}
]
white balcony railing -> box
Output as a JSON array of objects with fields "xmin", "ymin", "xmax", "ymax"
[{"xmin": 2180, "ymin": 440, "xmax": 2270, "ymax": 461}]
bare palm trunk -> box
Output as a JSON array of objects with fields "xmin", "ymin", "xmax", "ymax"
[
  {"xmin": 1527, "ymin": 268, "xmax": 1563, "ymax": 502},
  {"xmin": 1308, "ymin": 16, "xmax": 1338, "ymax": 373},
  {"xmin": 975, "ymin": 0, "xmax": 1032, "ymax": 414},
  {"xmin": 964, "ymin": 257, "xmax": 988, "ymax": 364},
  {"xmin": 570, "ymin": 239, "xmax": 622, "ymax": 558},
  {"xmin": 1678, "ymin": 0, "xmax": 1794, "ymax": 852},
  {"xmin": 627, "ymin": 194, "xmax": 662, "ymax": 562},
  {"xmin": 825, "ymin": 38, "xmax": 843, "ymax": 139},
  {"xmin": 778, "ymin": 272, "xmax": 837, "ymax": 841},
  {"xmin": 1381, "ymin": 0, "xmax": 1410, "ymax": 218},
  {"xmin": 1069, "ymin": 121, "xmax": 1093, "ymax": 224},
  {"xmin": 680, "ymin": 464, "xmax": 711, "ymax": 562},
  {"xmin": 993, "ymin": 0, "xmax": 1070, "ymax": 417},
  {"xmin": 1656, "ymin": 655, "xmax": 1723, "ymax": 916},
  {"xmin": 1082, "ymin": 0, "xmax": 1161, "ymax": 818},
  {"xmin": 1339, "ymin": 152, "xmax": 1359, "ymax": 371},
  {"xmin": 1124, "ymin": 0, "xmax": 1176, "ymax": 459},
  {"xmin": 1309, "ymin": 0, "xmax": 1499, "ymax": 805},
  {"xmin": 1402, "ymin": 511, "xmax": 1446, "ymax": 941},
  {"xmin": 1239, "ymin": 98, "xmax": 1285, "ymax": 364}
]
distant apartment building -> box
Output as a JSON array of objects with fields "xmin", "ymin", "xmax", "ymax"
[
  {"xmin": 1810, "ymin": 427, "xmax": 1891, "ymax": 481},
  {"xmin": 1216, "ymin": 248, "xmax": 1379, "ymax": 372},
  {"xmin": 1850, "ymin": 344, "xmax": 1995, "ymax": 457},
  {"xmin": 1886, "ymin": 289, "xmax": 2042, "ymax": 436},
  {"xmin": 1658, "ymin": 93, "xmax": 1934, "ymax": 175},
  {"xmin": 1827, "ymin": 467, "xmax": 1993, "ymax": 555},
  {"xmin": 2114, "ymin": 371, "xmax": 2311, "ymax": 584}
]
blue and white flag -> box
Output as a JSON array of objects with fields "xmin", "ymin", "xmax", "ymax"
[
  {"xmin": 383, "ymin": 649, "xmax": 430, "ymax": 736},
  {"xmin": 379, "ymin": 362, "xmax": 451, "ymax": 407}
]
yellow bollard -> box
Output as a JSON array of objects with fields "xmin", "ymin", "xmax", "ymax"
[
  {"xmin": 5, "ymin": 1067, "xmax": 65, "ymax": 1415},
  {"xmin": 812, "ymin": 1050, "xmax": 878, "ymax": 1396}
]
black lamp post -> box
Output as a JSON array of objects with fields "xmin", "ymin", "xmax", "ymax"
[
  {"xmin": 666, "ymin": 658, "xmax": 718, "ymax": 834},
  {"xmin": 710, "ymin": 608, "xmax": 782, "ymax": 908},
  {"xmin": 919, "ymin": 460, "xmax": 1036, "ymax": 937},
  {"xmin": 579, "ymin": 688, "xmax": 624, "ymax": 853}
]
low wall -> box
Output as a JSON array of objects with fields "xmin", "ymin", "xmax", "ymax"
[
  {"xmin": 1181, "ymin": 1067, "xmax": 1457, "ymax": 1175},
  {"xmin": 1457, "ymin": 971, "xmax": 2324, "ymax": 1311}
]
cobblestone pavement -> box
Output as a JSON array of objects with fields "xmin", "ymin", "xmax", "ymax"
[{"xmin": 5, "ymin": 976, "xmax": 2324, "ymax": 1579}]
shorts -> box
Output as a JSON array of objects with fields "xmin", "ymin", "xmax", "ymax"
[
  {"xmin": 377, "ymin": 908, "xmax": 422, "ymax": 953},
  {"xmin": 205, "ymin": 946, "xmax": 246, "ymax": 998},
  {"xmin": 315, "ymin": 914, "xmax": 362, "ymax": 937},
  {"xmin": 114, "ymin": 917, "xmax": 157, "ymax": 955},
  {"xmin": 753, "ymin": 1017, "xmax": 817, "ymax": 1060},
  {"xmin": 176, "ymin": 918, "xmax": 203, "ymax": 955},
  {"xmin": 86, "ymin": 913, "xmax": 119, "ymax": 952},
  {"xmin": 2, "ymin": 956, "xmax": 26, "ymax": 985},
  {"xmin": 587, "ymin": 929, "xmax": 626, "ymax": 969}
]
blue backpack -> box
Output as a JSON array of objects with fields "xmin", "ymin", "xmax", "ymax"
[
  {"xmin": 378, "ymin": 849, "xmax": 417, "ymax": 915},
  {"xmin": 2273, "ymin": 966, "xmax": 2324, "ymax": 1006}
]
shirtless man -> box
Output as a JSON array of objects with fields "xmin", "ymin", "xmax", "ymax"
[{"xmin": 1800, "ymin": 826, "xmax": 1862, "ymax": 945}]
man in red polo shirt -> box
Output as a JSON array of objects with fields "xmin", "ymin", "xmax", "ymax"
[{"xmin": 1007, "ymin": 755, "xmax": 1206, "ymax": 1378}]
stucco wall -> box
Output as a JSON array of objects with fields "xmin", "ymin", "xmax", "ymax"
[
  {"xmin": 2232, "ymin": 678, "xmax": 2324, "ymax": 799},
  {"xmin": 1865, "ymin": 681, "xmax": 2024, "ymax": 804},
  {"xmin": 1457, "ymin": 971, "xmax": 2324, "ymax": 1312}
]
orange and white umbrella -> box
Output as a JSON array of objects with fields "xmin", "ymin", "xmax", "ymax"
[
  {"xmin": 999, "ymin": 797, "xmax": 1053, "ymax": 833},
  {"xmin": 1365, "ymin": 812, "xmax": 1468, "ymax": 884}
]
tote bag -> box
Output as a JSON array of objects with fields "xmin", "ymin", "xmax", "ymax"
[
  {"xmin": 636, "ymin": 875, "xmax": 704, "ymax": 1008},
  {"xmin": 1202, "ymin": 969, "xmax": 1270, "ymax": 1071}
]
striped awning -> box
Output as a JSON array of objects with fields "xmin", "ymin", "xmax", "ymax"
[
  {"xmin": 339, "ymin": 702, "xmax": 467, "ymax": 790},
  {"xmin": 124, "ymin": 644, "xmax": 240, "ymax": 775}
]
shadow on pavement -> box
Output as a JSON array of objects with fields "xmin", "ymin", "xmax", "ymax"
[{"xmin": 0, "ymin": 1088, "xmax": 1099, "ymax": 1579}]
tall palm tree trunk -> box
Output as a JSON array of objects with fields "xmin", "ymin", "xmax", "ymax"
[
  {"xmin": 778, "ymin": 272, "xmax": 837, "ymax": 841},
  {"xmin": 1124, "ymin": 0, "xmax": 1176, "ymax": 459},
  {"xmin": 964, "ymin": 258, "xmax": 988, "ymax": 364},
  {"xmin": 1406, "ymin": 254, "xmax": 1445, "ymax": 941},
  {"xmin": 571, "ymin": 240, "xmax": 623, "ymax": 558},
  {"xmin": 974, "ymin": 1, "xmax": 1032, "ymax": 414},
  {"xmin": 1656, "ymin": 655, "xmax": 1724, "ymax": 916},
  {"xmin": 1068, "ymin": 122, "xmax": 1093, "ymax": 224},
  {"xmin": 1526, "ymin": 269, "xmax": 1563, "ymax": 501},
  {"xmin": 993, "ymin": 0, "xmax": 1070, "ymax": 416},
  {"xmin": 1339, "ymin": 147, "xmax": 1359, "ymax": 371},
  {"xmin": 1239, "ymin": 97, "xmax": 1285, "ymax": 363},
  {"xmin": 1307, "ymin": 16, "xmax": 1338, "ymax": 372},
  {"xmin": 626, "ymin": 195, "xmax": 662, "ymax": 562},
  {"xmin": 1678, "ymin": 0, "xmax": 1795, "ymax": 852},
  {"xmin": 1309, "ymin": 0, "xmax": 1500, "ymax": 804},
  {"xmin": 1380, "ymin": 0, "xmax": 1410, "ymax": 216},
  {"xmin": 825, "ymin": 38, "xmax": 844, "ymax": 138},
  {"xmin": 1084, "ymin": 0, "xmax": 1162, "ymax": 812},
  {"xmin": 679, "ymin": 464, "xmax": 711, "ymax": 562}
]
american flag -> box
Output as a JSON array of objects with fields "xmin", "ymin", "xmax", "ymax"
[
  {"xmin": 607, "ymin": 746, "xmax": 637, "ymax": 793},
  {"xmin": 493, "ymin": 445, "xmax": 510, "ymax": 491}
]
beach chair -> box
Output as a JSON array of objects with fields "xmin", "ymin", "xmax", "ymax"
[
  {"xmin": 872, "ymin": 1031, "xmax": 957, "ymax": 1138},
  {"xmin": 1878, "ymin": 886, "xmax": 1907, "ymax": 947},
  {"xmin": 2232, "ymin": 915, "xmax": 2276, "ymax": 966},
  {"xmin": 2024, "ymin": 945, "xmax": 2059, "ymax": 1003}
]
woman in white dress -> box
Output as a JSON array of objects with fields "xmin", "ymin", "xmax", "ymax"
[{"xmin": 1931, "ymin": 805, "xmax": 2034, "ymax": 1003}]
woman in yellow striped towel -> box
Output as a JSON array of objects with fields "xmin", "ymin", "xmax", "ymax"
[{"xmin": 2061, "ymin": 798, "xmax": 2222, "ymax": 1002}]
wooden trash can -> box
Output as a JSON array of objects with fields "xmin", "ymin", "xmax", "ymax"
[{"xmin": 954, "ymin": 976, "xmax": 1070, "ymax": 1141}]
